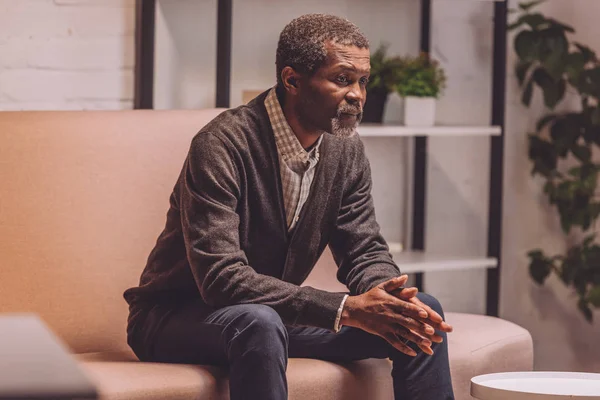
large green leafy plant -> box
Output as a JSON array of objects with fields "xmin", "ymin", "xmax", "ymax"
[
  {"xmin": 511, "ymin": 0, "xmax": 600, "ymax": 321},
  {"xmin": 395, "ymin": 53, "xmax": 446, "ymax": 98},
  {"xmin": 367, "ymin": 44, "xmax": 404, "ymax": 94}
]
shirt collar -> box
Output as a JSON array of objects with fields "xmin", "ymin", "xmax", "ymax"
[{"xmin": 264, "ymin": 87, "xmax": 322, "ymax": 163}]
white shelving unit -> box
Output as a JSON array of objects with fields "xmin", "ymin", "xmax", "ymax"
[
  {"xmin": 358, "ymin": 124, "xmax": 502, "ymax": 137},
  {"xmin": 362, "ymin": 122, "xmax": 501, "ymax": 275}
]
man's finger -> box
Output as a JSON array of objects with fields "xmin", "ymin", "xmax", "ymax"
[
  {"xmin": 383, "ymin": 332, "xmax": 417, "ymax": 357},
  {"xmin": 388, "ymin": 298, "xmax": 429, "ymax": 319},
  {"xmin": 392, "ymin": 327, "xmax": 433, "ymax": 355},
  {"xmin": 400, "ymin": 331, "xmax": 433, "ymax": 355},
  {"xmin": 409, "ymin": 298, "xmax": 453, "ymax": 333},
  {"xmin": 390, "ymin": 286, "xmax": 418, "ymax": 300},
  {"xmin": 381, "ymin": 275, "xmax": 408, "ymax": 292},
  {"xmin": 394, "ymin": 314, "xmax": 438, "ymax": 339}
]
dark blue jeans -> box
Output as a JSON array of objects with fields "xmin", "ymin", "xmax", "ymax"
[{"xmin": 136, "ymin": 293, "xmax": 454, "ymax": 400}]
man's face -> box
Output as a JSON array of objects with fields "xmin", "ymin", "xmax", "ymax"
[{"xmin": 295, "ymin": 42, "xmax": 370, "ymax": 138}]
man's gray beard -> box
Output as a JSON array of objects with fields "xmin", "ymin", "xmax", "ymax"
[{"xmin": 331, "ymin": 117, "xmax": 359, "ymax": 138}]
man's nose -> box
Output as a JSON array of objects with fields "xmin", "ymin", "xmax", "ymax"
[{"xmin": 346, "ymin": 83, "xmax": 364, "ymax": 105}]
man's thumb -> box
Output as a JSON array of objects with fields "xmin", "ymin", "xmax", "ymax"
[{"xmin": 381, "ymin": 275, "xmax": 408, "ymax": 292}]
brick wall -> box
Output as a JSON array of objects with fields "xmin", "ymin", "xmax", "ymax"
[{"xmin": 0, "ymin": 0, "xmax": 135, "ymax": 110}]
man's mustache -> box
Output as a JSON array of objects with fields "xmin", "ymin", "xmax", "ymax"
[{"xmin": 337, "ymin": 104, "xmax": 362, "ymax": 116}]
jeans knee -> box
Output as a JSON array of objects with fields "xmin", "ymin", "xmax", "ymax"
[
  {"xmin": 224, "ymin": 304, "xmax": 288, "ymax": 363},
  {"xmin": 231, "ymin": 304, "xmax": 288, "ymax": 343},
  {"xmin": 416, "ymin": 293, "xmax": 445, "ymax": 319}
]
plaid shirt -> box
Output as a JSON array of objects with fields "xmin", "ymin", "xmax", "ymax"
[{"xmin": 264, "ymin": 87, "xmax": 323, "ymax": 232}]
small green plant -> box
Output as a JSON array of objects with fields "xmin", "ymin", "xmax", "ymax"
[
  {"xmin": 395, "ymin": 53, "xmax": 447, "ymax": 98},
  {"xmin": 511, "ymin": 0, "xmax": 600, "ymax": 321},
  {"xmin": 367, "ymin": 44, "xmax": 404, "ymax": 94}
]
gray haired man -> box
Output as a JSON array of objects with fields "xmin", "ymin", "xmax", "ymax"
[{"xmin": 124, "ymin": 13, "xmax": 455, "ymax": 400}]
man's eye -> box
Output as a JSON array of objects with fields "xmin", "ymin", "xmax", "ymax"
[
  {"xmin": 336, "ymin": 76, "xmax": 349, "ymax": 84},
  {"xmin": 360, "ymin": 77, "xmax": 369, "ymax": 85}
]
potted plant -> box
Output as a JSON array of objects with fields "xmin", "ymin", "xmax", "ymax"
[
  {"xmin": 396, "ymin": 53, "xmax": 446, "ymax": 126},
  {"xmin": 510, "ymin": 0, "xmax": 600, "ymax": 321},
  {"xmin": 363, "ymin": 44, "xmax": 403, "ymax": 123}
]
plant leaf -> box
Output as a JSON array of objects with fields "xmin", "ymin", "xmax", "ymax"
[
  {"xmin": 560, "ymin": 212, "xmax": 574, "ymax": 234},
  {"xmin": 565, "ymin": 52, "xmax": 586, "ymax": 84},
  {"xmin": 588, "ymin": 286, "xmax": 600, "ymax": 307},
  {"xmin": 532, "ymin": 66, "xmax": 553, "ymax": 88},
  {"xmin": 574, "ymin": 42, "xmax": 597, "ymax": 63},
  {"xmin": 521, "ymin": 13, "xmax": 548, "ymax": 30},
  {"xmin": 572, "ymin": 145, "xmax": 592, "ymax": 163},
  {"xmin": 515, "ymin": 30, "xmax": 540, "ymax": 62},
  {"xmin": 519, "ymin": 0, "xmax": 546, "ymax": 12},
  {"xmin": 516, "ymin": 61, "xmax": 532, "ymax": 86},
  {"xmin": 561, "ymin": 251, "xmax": 582, "ymax": 285},
  {"xmin": 528, "ymin": 251, "xmax": 553, "ymax": 284},
  {"xmin": 536, "ymin": 114, "xmax": 557, "ymax": 131},
  {"xmin": 547, "ymin": 18, "xmax": 575, "ymax": 33},
  {"xmin": 540, "ymin": 75, "xmax": 565, "ymax": 109},
  {"xmin": 549, "ymin": 114, "xmax": 580, "ymax": 156},
  {"xmin": 528, "ymin": 134, "xmax": 558, "ymax": 176},
  {"xmin": 539, "ymin": 27, "xmax": 569, "ymax": 63},
  {"xmin": 578, "ymin": 299, "xmax": 593, "ymax": 322},
  {"xmin": 522, "ymin": 77, "xmax": 534, "ymax": 106}
]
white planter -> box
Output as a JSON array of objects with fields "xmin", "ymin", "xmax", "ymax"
[{"xmin": 403, "ymin": 96, "xmax": 436, "ymax": 126}]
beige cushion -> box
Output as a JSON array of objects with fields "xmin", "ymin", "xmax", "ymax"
[
  {"xmin": 0, "ymin": 110, "xmax": 224, "ymax": 354},
  {"xmin": 78, "ymin": 357, "xmax": 393, "ymax": 400},
  {"xmin": 447, "ymin": 313, "xmax": 533, "ymax": 399},
  {"xmin": 74, "ymin": 312, "xmax": 532, "ymax": 400}
]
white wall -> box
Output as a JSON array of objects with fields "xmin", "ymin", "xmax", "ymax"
[
  {"xmin": 502, "ymin": 0, "xmax": 600, "ymax": 371},
  {"xmin": 0, "ymin": 0, "xmax": 135, "ymax": 110},
  {"xmin": 154, "ymin": 0, "xmax": 216, "ymax": 110}
]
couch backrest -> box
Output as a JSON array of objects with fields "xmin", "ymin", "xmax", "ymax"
[{"xmin": 0, "ymin": 110, "xmax": 345, "ymax": 355}]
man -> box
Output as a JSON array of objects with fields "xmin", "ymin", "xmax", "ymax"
[{"xmin": 124, "ymin": 14, "xmax": 455, "ymax": 400}]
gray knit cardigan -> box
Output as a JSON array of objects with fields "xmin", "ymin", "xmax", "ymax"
[{"xmin": 124, "ymin": 90, "xmax": 400, "ymax": 331}]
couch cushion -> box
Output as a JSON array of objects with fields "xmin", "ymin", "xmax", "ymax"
[
  {"xmin": 75, "ymin": 312, "xmax": 532, "ymax": 400},
  {"xmin": 0, "ymin": 110, "xmax": 225, "ymax": 354},
  {"xmin": 446, "ymin": 313, "xmax": 533, "ymax": 399},
  {"xmin": 78, "ymin": 355, "xmax": 394, "ymax": 400}
]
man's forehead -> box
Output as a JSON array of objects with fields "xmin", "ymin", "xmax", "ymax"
[{"xmin": 324, "ymin": 41, "xmax": 370, "ymax": 71}]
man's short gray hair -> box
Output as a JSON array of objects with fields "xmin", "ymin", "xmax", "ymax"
[{"xmin": 275, "ymin": 14, "xmax": 369, "ymax": 89}]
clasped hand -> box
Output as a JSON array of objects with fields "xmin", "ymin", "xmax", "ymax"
[{"xmin": 340, "ymin": 275, "xmax": 453, "ymax": 357}]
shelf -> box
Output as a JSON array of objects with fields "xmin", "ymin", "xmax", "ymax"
[
  {"xmin": 357, "ymin": 124, "xmax": 502, "ymax": 137},
  {"xmin": 388, "ymin": 247, "xmax": 498, "ymax": 274}
]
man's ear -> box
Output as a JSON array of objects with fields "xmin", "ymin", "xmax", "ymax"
[{"xmin": 281, "ymin": 66, "xmax": 301, "ymax": 95}]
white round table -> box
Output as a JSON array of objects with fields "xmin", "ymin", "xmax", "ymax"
[{"xmin": 471, "ymin": 372, "xmax": 600, "ymax": 400}]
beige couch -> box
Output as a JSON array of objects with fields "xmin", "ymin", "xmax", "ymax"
[{"xmin": 0, "ymin": 110, "xmax": 533, "ymax": 400}]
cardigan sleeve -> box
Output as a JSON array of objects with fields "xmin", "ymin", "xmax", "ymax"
[
  {"xmin": 179, "ymin": 132, "xmax": 346, "ymax": 330},
  {"xmin": 329, "ymin": 137, "xmax": 401, "ymax": 296}
]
